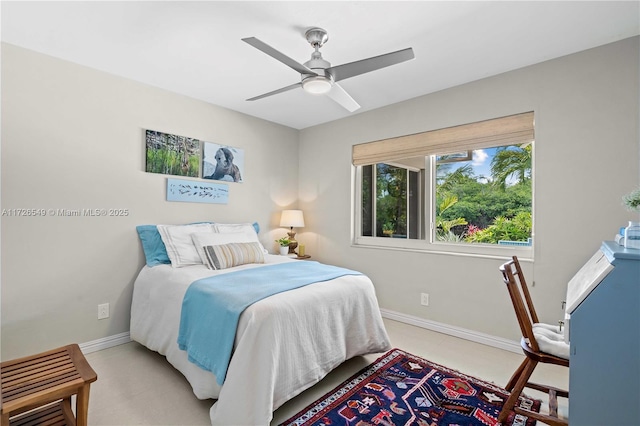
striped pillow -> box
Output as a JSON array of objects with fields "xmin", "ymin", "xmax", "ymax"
[{"xmin": 203, "ymin": 242, "xmax": 265, "ymax": 270}]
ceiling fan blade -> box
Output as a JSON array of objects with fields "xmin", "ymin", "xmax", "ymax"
[
  {"xmin": 327, "ymin": 47, "xmax": 415, "ymax": 82},
  {"xmin": 246, "ymin": 82, "xmax": 302, "ymax": 101},
  {"xmin": 326, "ymin": 83, "xmax": 360, "ymax": 112},
  {"xmin": 242, "ymin": 37, "xmax": 317, "ymax": 76}
]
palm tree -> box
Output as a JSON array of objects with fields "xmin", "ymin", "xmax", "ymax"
[
  {"xmin": 436, "ymin": 164, "xmax": 474, "ymax": 191},
  {"xmin": 490, "ymin": 144, "xmax": 532, "ymax": 188},
  {"xmin": 436, "ymin": 194, "xmax": 467, "ymax": 240}
]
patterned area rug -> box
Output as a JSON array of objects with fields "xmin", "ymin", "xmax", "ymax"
[{"xmin": 281, "ymin": 348, "xmax": 540, "ymax": 426}]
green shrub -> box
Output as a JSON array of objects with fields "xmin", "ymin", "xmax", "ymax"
[{"xmin": 465, "ymin": 212, "xmax": 532, "ymax": 244}]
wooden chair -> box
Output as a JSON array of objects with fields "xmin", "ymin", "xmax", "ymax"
[
  {"xmin": 498, "ymin": 256, "xmax": 569, "ymax": 426},
  {"xmin": 1, "ymin": 344, "xmax": 97, "ymax": 426}
]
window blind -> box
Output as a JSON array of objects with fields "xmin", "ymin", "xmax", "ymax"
[{"xmin": 352, "ymin": 111, "xmax": 534, "ymax": 166}]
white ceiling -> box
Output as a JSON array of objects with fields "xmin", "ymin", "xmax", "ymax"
[{"xmin": 2, "ymin": 1, "xmax": 639, "ymax": 129}]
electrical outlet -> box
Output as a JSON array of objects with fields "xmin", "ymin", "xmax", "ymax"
[
  {"xmin": 420, "ymin": 293, "xmax": 429, "ymax": 306},
  {"xmin": 98, "ymin": 303, "xmax": 109, "ymax": 320}
]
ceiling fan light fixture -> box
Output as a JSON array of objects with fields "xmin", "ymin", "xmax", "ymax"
[
  {"xmin": 302, "ymin": 76, "xmax": 332, "ymax": 94},
  {"xmin": 244, "ymin": 27, "xmax": 413, "ymax": 111}
]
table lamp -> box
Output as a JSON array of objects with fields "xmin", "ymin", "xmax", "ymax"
[{"xmin": 280, "ymin": 210, "xmax": 305, "ymax": 254}]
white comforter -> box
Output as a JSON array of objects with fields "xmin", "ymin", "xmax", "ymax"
[{"xmin": 129, "ymin": 255, "xmax": 391, "ymax": 425}]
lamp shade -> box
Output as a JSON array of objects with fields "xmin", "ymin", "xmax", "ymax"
[{"xmin": 280, "ymin": 210, "xmax": 305, "ymax": 228}]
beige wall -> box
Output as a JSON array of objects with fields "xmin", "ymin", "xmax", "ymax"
[
  {"xmin": 1, "ymin": 43, "xmax": 299, "ymax": 359},
  {"xmin": 298, "ymin": 37, "xmax": 640, "ymax": 340},
  {"xmin": 2, "ymin": 37, "xmax": 638, "ymax": 360}
]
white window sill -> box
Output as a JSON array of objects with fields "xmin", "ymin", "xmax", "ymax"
[{"xmin": 351, "ymin": 237, "xmax": 533, "ymax": 261}]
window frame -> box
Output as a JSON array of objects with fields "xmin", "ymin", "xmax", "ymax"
[
  {"xmin": 361, "ymin": 162, "xmax": 423, "ymax": 239},
  {"xmin": 351, "ymin": 113, "xmax": 535, "ymax": 261},
  {"xmin": 352, "ymin": 164, "xmax": 534, "ymax": 259}
]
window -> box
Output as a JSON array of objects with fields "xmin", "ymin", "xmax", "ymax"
[
  {"xmin": 361, "ymin": 163, "xmax": 421, "ymax": 239},
  {"xmin": 352, "ymin": 112, "xmax": 534, "ymax": 257},
  {"xmin": 435, "ymin": 145, "xmax": 532, "ymax": 244}
]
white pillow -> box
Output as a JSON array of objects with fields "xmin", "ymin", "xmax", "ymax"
[
  {"xmin": 214, "ymin": 223, "xmax": 268, "ymax": 253},
  {"xmin": 191, "ymin": 231, "xmax": 259, "ymax": 268},
  {"xmin": 157, "ymin": 223, "xmax": 215, "ymax": 267}
]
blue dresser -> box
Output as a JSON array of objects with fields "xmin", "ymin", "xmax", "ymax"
[{"xmin": 566, "ymin": 241, "xmax": 640, "ymax": 425}]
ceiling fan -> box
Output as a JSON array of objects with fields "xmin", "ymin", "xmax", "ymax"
[{"xmin": 242, "ymin": 27, "xmax": 415, "ymax": 112}]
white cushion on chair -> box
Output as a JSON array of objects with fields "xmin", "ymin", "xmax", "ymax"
[
  {"xmin": 533, "ymin": 323, "xmax": 563, "ymax": 340},
  {"xmin": 533, "ymin": 323, "xmax": 570, "ymax": 359}
]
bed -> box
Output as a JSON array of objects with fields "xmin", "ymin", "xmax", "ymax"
[{"xmin": 130, "ymin": 223, "xmax": 391, "ymax": 425}]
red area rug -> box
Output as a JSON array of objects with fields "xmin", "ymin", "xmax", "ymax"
[{"xmin": 281, "ymin": 348, "xmax": 540, "ymax": 426}]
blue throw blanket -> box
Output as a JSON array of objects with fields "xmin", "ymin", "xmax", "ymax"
[{"xmin": 177, "ymin": 261, "xmax": 362, "ymax": 385}]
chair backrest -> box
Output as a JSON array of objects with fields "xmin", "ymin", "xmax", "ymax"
[{"xmin": 500, "ymin": 255, "xmax": 540, "ymax": 352}]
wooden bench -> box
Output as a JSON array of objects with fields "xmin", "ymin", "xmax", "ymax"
[{"xmin": 1, "ymin": 344, "xmax": 97, "ymax": 426}]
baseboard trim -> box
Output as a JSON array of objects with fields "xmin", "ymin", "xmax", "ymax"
[
  {"xmin": 380, "ymin": 308, "xmax": 521, "ymax": 354},
  {"xmin": 78, "ymin": 313, "xmax": 520, "ymax": 356},
  {"xmin": 79, "ymin": 332, "xmax": 131, "ymax": 354}
]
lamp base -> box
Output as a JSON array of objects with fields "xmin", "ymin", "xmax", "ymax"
[{"xmin": 287, "ymin": 231, "xmax": 298, "ymax": 254}]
